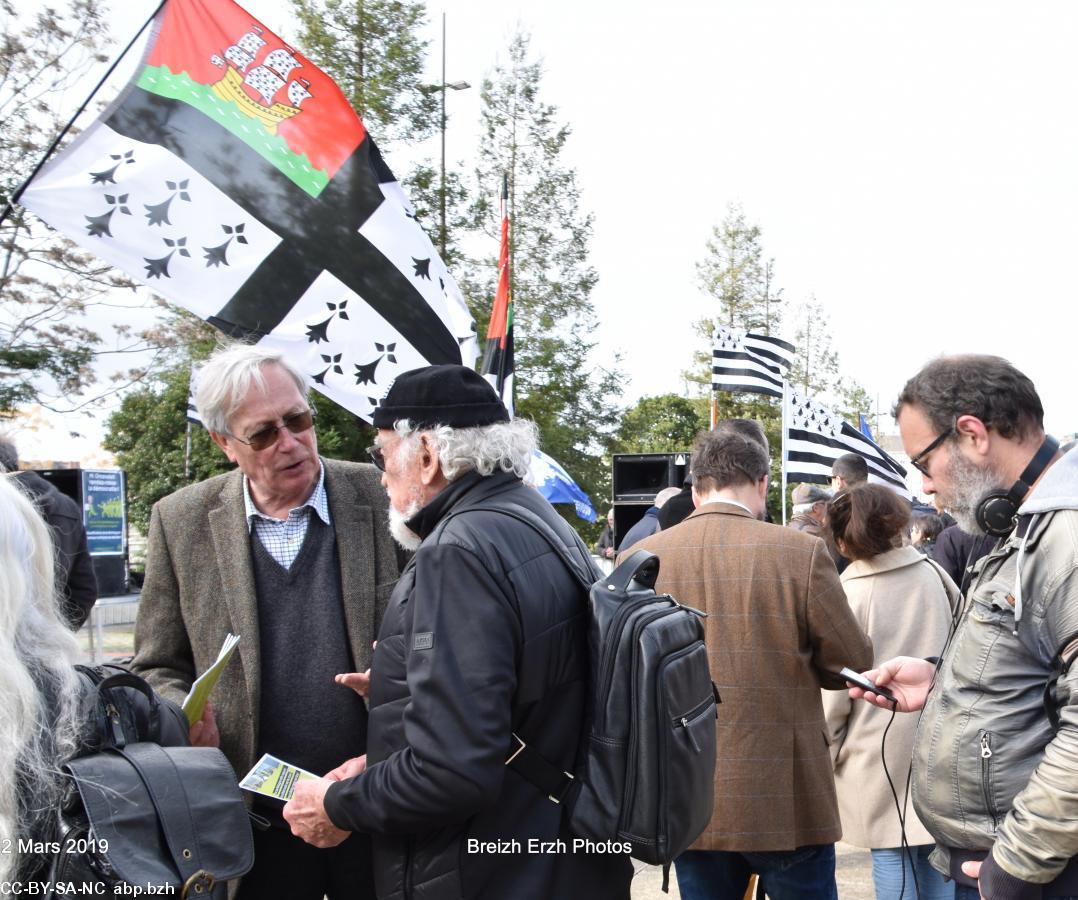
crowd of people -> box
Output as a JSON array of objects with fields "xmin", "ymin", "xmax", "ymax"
[{"xmin": 2, "ymin": 350, "xmax": 1076, "ymax": 900}]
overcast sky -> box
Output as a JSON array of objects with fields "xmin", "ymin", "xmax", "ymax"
[
  {"xmin": 212, "ymin": 0, "xmax": 1078, "ymax": 437},
  {"xmin": 15, "ymin": 0, "xmax": 1078, "ymax": 461}
]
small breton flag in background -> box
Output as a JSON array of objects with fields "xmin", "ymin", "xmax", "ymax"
[
  {"xmin": 186, "ymin": 365, "xmax": 202, "ymax": 426},
  {"xmin": 784, "ymin": 387, "xmax": 912, "ymax": 500},
  {"xmin": 712, "ymin": 325, "xmax": 796, "ymax": 399}
]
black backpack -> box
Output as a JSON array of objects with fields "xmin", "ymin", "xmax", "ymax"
[
  {"xmin": 459, "ymin": 506, "xmax": 719, "ymax": 890},
  {"xmin": 43, "ymin": 665, "xmax": 254, "ymax": 898}
]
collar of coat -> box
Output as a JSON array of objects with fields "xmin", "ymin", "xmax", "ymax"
[
  {"xmin": 840, "ymin": 545, "xmax": 928, "ymax": 581},
  {"xmin": 689, "ymin": 499, "xmax": 756, "ymax": 520},
  {"xmin": 405, "ymin": 469, "xmax": 521, "ymax": 540}
]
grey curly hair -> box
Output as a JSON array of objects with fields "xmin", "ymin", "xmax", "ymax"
[{"xmin": 393, "ymin": 418, "xmax": 538, "ymax": 482}]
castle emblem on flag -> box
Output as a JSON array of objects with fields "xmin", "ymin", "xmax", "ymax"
[{"xmin": 210, "ymin": 26, "xmax": 313, "ymax": 134}]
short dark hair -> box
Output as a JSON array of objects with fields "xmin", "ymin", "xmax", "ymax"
[
  {"xmin": 713, "ymin": 418, "xmax": 769, "ymax": 454},
  {"xmin": 831, "ymin": 453, "xmax": 868, "ymax": 484},
  {"xmin": 826, "ymin": 483, "xmax": 910, "ymax": 561},
  {"xmin": 691, "ymin": 428, "xmax": 769, "ymax": 493},
  {"xmin": 893, "ymin": 354, "xmax": 1043, "ymax": 441},
  {"xmin": 911, "ymin": 511, "xmax": 946, "ymax": 544},
  {"xmin": 0, "ymin": 435, "xmax": 18, "ymax": 473}
]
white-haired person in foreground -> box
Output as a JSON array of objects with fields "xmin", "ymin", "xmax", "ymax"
[
  {"xmin": 284, "ymin": 364, "xmax": 633, "ymax": 900},
  {"xmin": 0, "ymin": 475, "xmax": 83, "ymax": 887}
]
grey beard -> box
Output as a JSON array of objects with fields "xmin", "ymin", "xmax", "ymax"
[
  {"xmin": 944, "ymin": 451, "xmax": 1008, "ymax": 536},
  {"xmin": 388, "ymin": 500, "xmax": 422, "ymax": 551}
]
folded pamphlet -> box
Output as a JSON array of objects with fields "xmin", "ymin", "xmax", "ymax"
[
  {"xmin": 181, "ymin": 632, "xmax": 240, "ymax": 726},
  {"xmin": 240, "ymin": 753, "xmax": 318, "ymax": 802}
]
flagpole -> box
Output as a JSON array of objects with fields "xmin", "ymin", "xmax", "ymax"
[
  {"xmin": 0, "ymin": 0, "xmax": 167, "ymax": 229},
  {"xmin": 781, "ymin": 380, "xmax": 789, "ymax": 525},
  {"xmin": 184, "ymin": 419, "xmax": 192, "ymax": 481},
  {"xmin": 496, "ymin": 173, "xmax": 509, "ymax": 397}
]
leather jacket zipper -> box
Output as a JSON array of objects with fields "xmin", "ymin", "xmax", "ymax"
[{"xmin": 980, "ymin": 732, "xmax": 999, "ymax": 830}]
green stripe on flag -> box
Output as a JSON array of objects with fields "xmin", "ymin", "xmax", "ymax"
[{"xmin": 137, "ymin": 66, "xmax": 329, "ymax": 198}]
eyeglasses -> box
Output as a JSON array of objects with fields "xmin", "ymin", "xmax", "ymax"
[
  {"xmin": 232, "ymin": 409, "xmax": 315, "ymax": 451},
  {"xmin": 367, "ymin": 444, "xmax": 386, "ymax": 472},
  {"xmin": 909, "ymin": 424, "xmax": 954, "ymax": 477}
]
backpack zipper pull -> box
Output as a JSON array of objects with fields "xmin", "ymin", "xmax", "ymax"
[
  {"xmin": 680, "ymin": 717, "xmax": 702, "ymax": 753},
  {"xmin": 106, "ymin": 701, "xmax": 126, "ymax": 747},
  {"xmin": 980, "ymin": 733, "xmax": 992, "ymax": 759}
]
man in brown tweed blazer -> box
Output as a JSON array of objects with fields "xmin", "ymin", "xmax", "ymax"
[
  {"xmin": 626, "ymin": 421, "xmax": 872, "ymax": 900},
  {"xmin": 132, "ymin": 344, "xmax": 402, "ymax": 900}
]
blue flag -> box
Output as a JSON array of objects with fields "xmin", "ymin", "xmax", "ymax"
[
  {"xmin": 858, "ymin": 413, "xmax": 875, "ymax": 441},
  {"xmin": 529, "ymin": 449, "xmax": 598, "ymax": 523}
]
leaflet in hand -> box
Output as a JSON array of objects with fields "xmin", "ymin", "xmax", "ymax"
[
  {"xmin": 181, "ymin": 632, "xmax": 240, "ymax": 726},
  {"xmin": 240, "ymin": 753, "xmax": 318, "ymax": 802}
]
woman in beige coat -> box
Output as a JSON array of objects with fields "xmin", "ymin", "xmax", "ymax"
[{"xmin": 822, "ymin": 485, "xmax": 960, "ymax": 900}]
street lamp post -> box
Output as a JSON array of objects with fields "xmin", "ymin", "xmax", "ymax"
[{"xmin": 440, "ymin": 12, "xmax": 469, "ymax": 259}]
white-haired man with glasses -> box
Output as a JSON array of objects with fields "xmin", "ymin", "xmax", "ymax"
[{"xmin": 132, "ymin": 343, "xmax": 404, "ymax": 900}]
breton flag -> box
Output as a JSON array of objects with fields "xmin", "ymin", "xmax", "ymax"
[
  {"xmin": 785, "ymin": 387, "xmax": 912, "ymax": 500},
  {"xmin": 18, "ymin": 0, "xmax": 476, "ymax": 423},
  {"xmin": 712, "ymin": 325, "xmax": 796, "ymax": 399},
  {"xmin": 479, "ymin": 175, "xmax": 513, "ymax": 416},
  {"xmin": 186, "ymin": 364, "xmax": 202, "ymax": 425}
]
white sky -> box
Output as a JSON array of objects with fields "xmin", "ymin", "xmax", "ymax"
[{"xmin": 13, "ymin": 0, "xmax": 1078, "ymax": 461}]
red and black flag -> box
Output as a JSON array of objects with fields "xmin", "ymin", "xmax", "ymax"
[
  {"xmin": 480, "ymin": 175, "xmax": 513, "ymax": 416},
  {"xmin": 19, "ymin": 0, "xmax": 476, "ymax": 421}
]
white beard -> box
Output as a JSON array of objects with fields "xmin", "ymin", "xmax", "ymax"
[
  {"xmin": 388, "ymin": 499, "xmax": 423, "ymax": 551},
  {"xmin": 943, "ymin": 451, "xmax": 1008, "ymax": 536}
]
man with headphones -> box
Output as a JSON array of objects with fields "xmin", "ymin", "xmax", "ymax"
[{"xmin": 851, "ymin": 355, "xmax": 1078, "ymax": 900}]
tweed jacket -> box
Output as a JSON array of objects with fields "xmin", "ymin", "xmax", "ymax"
[
  {"xmin": 822, "ymin": 546, "xmax": 959, "ymax": 849},
  {"xmin": 132, "ymin": 458, "xmax": 402, "ymax": 779},
  {"xmin": 630, "ymin": 501, "xmax": 873, "ymax": 852}
]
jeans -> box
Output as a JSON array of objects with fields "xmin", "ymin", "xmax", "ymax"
[
  {"xmin": 674, "ymin": 844, "xmax": 838, "ymax": 900},
  {"xmin": 871, "ymin": 846, "xmax": 953, "ymax": 899}
]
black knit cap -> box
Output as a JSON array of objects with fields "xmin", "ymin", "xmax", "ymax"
[{"xmin": 372, "ymin": 364, "xmax": 510, "ymax": 430}]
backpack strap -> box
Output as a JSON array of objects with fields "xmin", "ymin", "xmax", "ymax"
[
  {"xmin": 441, "ymin": 502, "xmax": 596, "ymax": 805},
  {"xmin": 120, "ymin": 743, "xmax": 216, "ymax": 896},
  {"xmin": 442, "ymin": 501, "xmax": 598, "ymax": 590},
  {"xmin": 505, "ymin": 732, "xmax": 576, "ymax": 805}
]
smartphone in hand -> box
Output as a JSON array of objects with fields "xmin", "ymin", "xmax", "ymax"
[{"xmin": 839, "ymin": 666, "xmax": 897, "ymax": 702}]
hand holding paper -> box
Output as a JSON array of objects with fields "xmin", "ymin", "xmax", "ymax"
[{"xmin": 182, "ymin": 632, "xmax": 240, "ymax": 726}]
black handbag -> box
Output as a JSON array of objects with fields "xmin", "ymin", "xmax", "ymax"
[{"xmin": 47, "ymin": 670, "xmax": 254, "ymax": 898}]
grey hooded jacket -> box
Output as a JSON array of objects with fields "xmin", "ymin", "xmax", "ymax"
[{"xmin": 913, "ymin": 446, "xmax": 1078, "ymax": 886}]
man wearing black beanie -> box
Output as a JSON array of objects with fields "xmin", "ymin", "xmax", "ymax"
[{"xmin": 285, "ymin": 364, "xmax": 632, "ymax": 900}]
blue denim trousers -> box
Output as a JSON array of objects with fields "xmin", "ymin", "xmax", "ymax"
[
  {"xmin": 871, "ymin": 846, "xmax": 953, "ymax": 900},
  {"xmin": 674, "ymin": 844, "xmax": 838, "ymax": 900}
]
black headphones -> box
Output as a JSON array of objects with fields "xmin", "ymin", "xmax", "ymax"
[{"xmin": 975, "ymin": 434, "xmax": 1059, "ymax": 537}]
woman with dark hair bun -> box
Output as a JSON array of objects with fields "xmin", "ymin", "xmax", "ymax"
[{"xmin": 822, "ymin": 484, "xmax": 960, "ymax": 900}]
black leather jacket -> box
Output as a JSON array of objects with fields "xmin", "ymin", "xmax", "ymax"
[
  {"xmin": 324, "ymin": 471, "xmax": 632, "ymax": 900},
  {"xmin": 15, "ymin": 471, "xmax": 97, "ymax": 628}
]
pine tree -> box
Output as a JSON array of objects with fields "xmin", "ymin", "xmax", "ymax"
[
  {"xmin": 685, "ymin": 205, "xmax": 784, "ymax": 394},
  {"xmin": 289, "ymin": 0, "xmax": 437, "ymax": 146},
  {"xmin": 788, "ymin": 299, "xmax": 872, "ymax": 421},
  {"xmin": 467, "ymin": 32, "xmax": 622, "ymax": 534}
]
